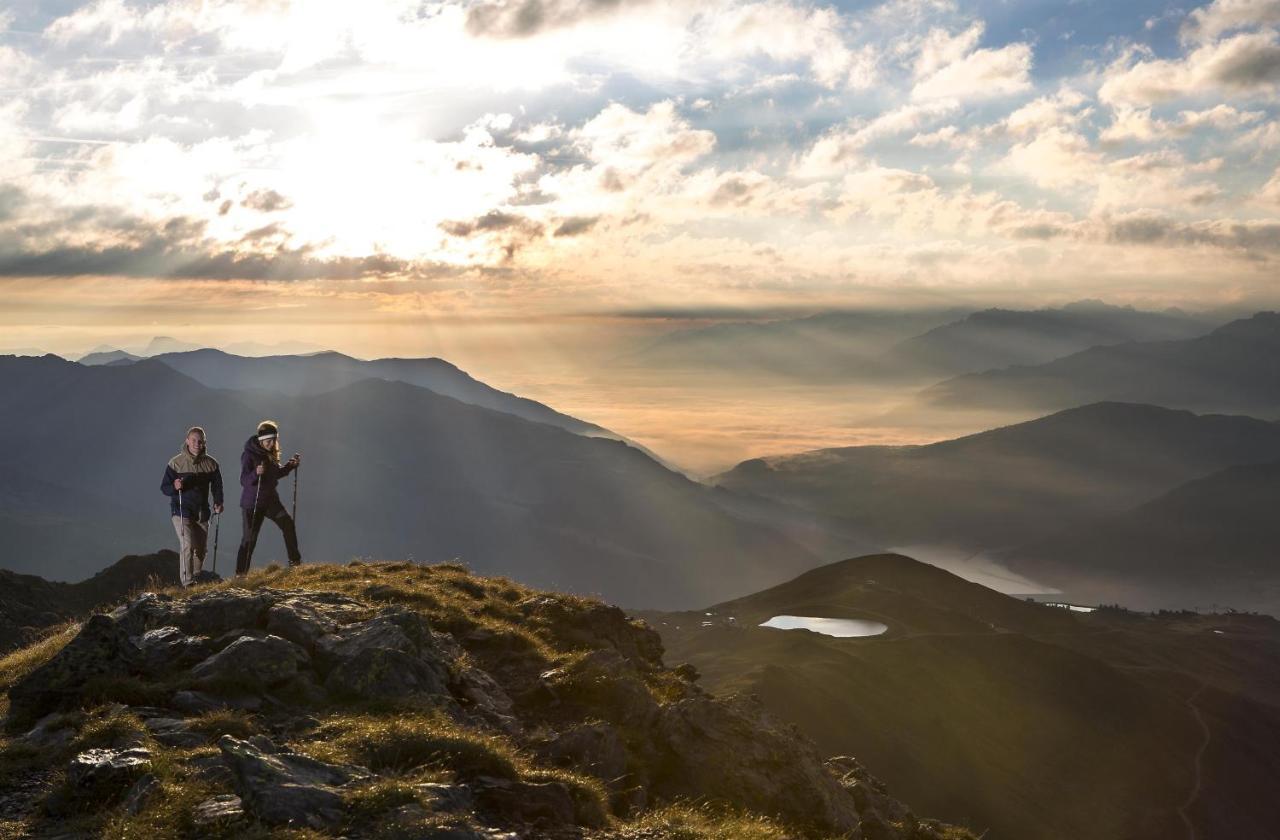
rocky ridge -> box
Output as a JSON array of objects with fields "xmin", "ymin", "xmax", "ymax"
[{"xmin": 0, "ymin": 560, "xmax": 977, "ymax": 839}]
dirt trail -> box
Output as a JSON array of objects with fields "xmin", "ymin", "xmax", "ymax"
[{"xmin": 1176, "ymin": 682, "xmax": 1211, "ymax": 840}]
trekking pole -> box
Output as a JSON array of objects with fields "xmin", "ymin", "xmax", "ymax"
[
  {"xmin": 211, "ymin": 510, "xmax": 220, "ymax": 575},
  {"xmin": 292, "ymin": 463, "xmax": 299, "ymax": 524},
  {"xmin": 246, "ymin": 468, "xmax": 261, "ymax": 575},
  {"xmin": 177, "ymin": 483, "xmax": 187, "ymax": 584}
]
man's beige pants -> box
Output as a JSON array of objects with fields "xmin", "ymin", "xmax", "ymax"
[{"xmin": 172, "ymin": 515, "xmax": 209, "ymax": 586}]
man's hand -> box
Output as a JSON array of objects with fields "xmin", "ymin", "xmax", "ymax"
[
  {"xmin": 173, "ymin": 478, "xmax": 184, "ymax": 490},
  {"xmin": 213, "ymin": 503, "xmax": 224, "ymax": 515},
  {"xmin": 256, "ymin": 464, "xmax": 265, "ymax": 476}
]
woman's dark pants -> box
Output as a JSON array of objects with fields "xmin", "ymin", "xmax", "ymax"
[{"xmin": 236, "ymin": 498, "xmax": 301, "ymax": 575}]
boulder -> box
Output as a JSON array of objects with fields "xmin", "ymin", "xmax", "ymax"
[
  {"xmin": 471, "ymin": 775, "xmax": 588, "ymax": 830},
  {"xmin": 538, "ymin": 649, "xmax": 658, "ymax": 727},
  {"xmin": 110, "ymin": 593, "xmax": 179, "ymax": 636},
  {"xmin": 218, "ymin": 735, "xmax": 372, "ymax": 829},
  {"xmin": 190, "ymin": 634, "xmax": 309, "ymax": 691},
  {"xmin": 539, "ymin": 723, "xmax": 629, "ymax": 785},
  {"xmin": 652, "ymin": 695, "xmax": 863, "ymax": 836},
  {"xmin": 8, "ymin": 614, "xmax": 138, "ymax": 721},
  {"xmin": 121, "ymin": 774, "xmax": 160, "ymax": 816},
  {"xmin": 315, "ymin": 609, "xmax": 452, "ymax": 701},
  {"xmin": 518, "ymin": 596, "xmax": 664, "ymax": 669},
  {"xmin": 133, "ymin": 626, "xmax": 213, "ymax": 674},
  {"xmin": 192, "ymin": 794, "xmax": 244, "ymax": 826},
  {"xmin": 415, "ymin": 782, "xmax": 473, "ymax": 812},
  {"xmin": 14, "ymin": 713, "xmax": 78, "ymax": 751},
  {"xmin": 266, "ymin": 592, "xmax": 365, "ymax": 650},
  {"xmin": 178, "ymin": 589, "xmax": 276, "ymax": 636},
  {"xmin": 143, "ymin": 717, "xmax": 207, "ymax": 749},
  {"xmin": 58, "ymin": 747, "xmax": 153, "ymax": 808},
  {"xmin": 171, "ymin": 689, "xmax": 261, "ymax": 715}
]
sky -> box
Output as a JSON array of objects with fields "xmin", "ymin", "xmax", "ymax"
[{"xmin": 1, "ymin": 0, "xmax": 1279, "ymax": 356}]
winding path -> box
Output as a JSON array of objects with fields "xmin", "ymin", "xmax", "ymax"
[{"xmin": 1176, "ymin": 682, "xmax": 1211, "ymax": 840}]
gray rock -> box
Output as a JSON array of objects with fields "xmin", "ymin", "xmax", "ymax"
[
  {"xmin": 192, "ymin": 794, "xmax": 244, "ymax": 826},
  {"xmin": 218, "ymin": 735, "xmax": 372, "ymax": 829},
  {"xmin": 539, "ymin": 649, "xmax": 658, "ymax": 728},
  {"xmin": 472, "ymin": 774, "xmax": 594, "ymax": 829},
  {"xmin": 133, "ymin": 626, "xmax": 212, "ymax": 674},
  {"xmin": 540, "ymin": 723, "xmax": 629, "ymax": 785},
  {"xmin": 8, "ymin": 615, "xmax": 139, "ymax": 721},
  {"xmin": 191, "ymin": 634, "xmax": 309, "ymax": 691},
  {"xmin": 143, "ymin": 717, "xmax": 206, "ymax": 749},
  {"xmin": 178, "ymin": 589, "xmax": 277, "ymax": 636},
  {"xmin": 186, "ymin": 752, "xmax": 234, "ymax": 786},
  {"xmin": 652, "ymin": 695, "xmax": 863, "ymax": 835},
  {"xmin": 316, "ymin": 609, "xmax": 452, "ymax": 701},
  {"xmin": 121, "ymin": 774, "xmax": 160, "ymax": 816},
  {"xmin": 15, "ymin": 713, "xmax": 78, "ymax": 751},
  {"xmin": 266, "ymin": 592, "xmax": 365, "ymax": 650},
  {"xmin": 325, "ymin": 647, "xmax": 450, "ymax": 700},
  {"xmin": 111, "ymin": 593, "xmax": 179, "ymax": 636},
  {"xmin": 65, "ymin": 747, "xmax": 153, "ymax": 802},
  {"xmin": 415, "ymin": 782, "xmax": 473, "ymax": 812},
  {"xmin": 171, "ymin": 689, "xmax": 262, "ymax": 714}
]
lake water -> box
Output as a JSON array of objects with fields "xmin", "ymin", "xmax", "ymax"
[{"xmin": 759, "ymin": 615, "xmax": 889, "ymax": 637}]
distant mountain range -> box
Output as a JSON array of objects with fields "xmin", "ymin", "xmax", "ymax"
[
  {"xmin": 643, "ymin": 553, "xmax": 1280, "ymax": 840},
  {"xmin": 616, "ymin": 303, "xmax": 1221, "ymax": 382},
  {"xmin": 78, "ymin": 336, "xmax": 325, "ymax": 362},
  {"xmin": 617, "ymin": 308, "xmax": 967, "ymax": 378},
  {"xmin": 923, "ymin": 312, "xmax": 1280, "ymax": 415},
  {"xmin": 0, "ymin": 355, "xmax": 838, "ymax": 607},
  {"xmin": 1010, "ymin": 459, "xmax": 1280, "ymax": 613},
  {"xmin": 882, "ymin": 302, "xmax": 1214, "ymax": 378},
  {"xmin": 715, "ymin": 401, "xmax": 1280, "ymax": 554}
]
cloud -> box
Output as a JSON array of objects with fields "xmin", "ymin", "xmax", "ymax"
[
  {"xmin": 553, "ymin": 215, "xmax": 600, "ymax": 236},
  {"xmin": 1101, "ymin": 103, "xmax": 1264, "ymax": 143},
  {"xmin": 794, "ymin": 100, "xmax": 959, "ymax": 177},
  {"xmin": 1104, "ymin": 211, "xmax": 1280, "ymax": 252},
  {"xmin": 696, "ymin": 0, "xmax": 878, "ymax": 88},
  {"xmin": 1182, "ymin": 0, "xmax": 1280, "ymax": 43},
  {"xmin": 466, "ymin": 0, "xmax": 653, "ymax": 38},
  {"xmin": 1100, "ymin": 31, "xmax": 1280, "ymax": 105},
  {"xmin": 0, "ymin": 211, "xmax": 413, "ymax": 280},
  {"xmin": 911, "ymin": 22, "xmax": 1033, "ymax": 101},
  {"xmin": 241, "ymin": 189, "xmax": 293, "ymax": 213}
]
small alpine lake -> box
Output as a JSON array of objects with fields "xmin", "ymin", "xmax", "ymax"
[{"xmin": 759, "ymin": 615, "xmax": 889, "ymax": 638}]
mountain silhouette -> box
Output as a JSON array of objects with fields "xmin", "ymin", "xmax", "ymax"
[
  {"xmin": 0, "ymin": 355, "xmax": 822, "ymax": 607},
  {"xmin": 0, "ymin": 551, "xmax": 178, "ymax": 653},
  {"xmin": 1010, "ymin": 459, "xmax": 1280, "ymax": 613},
  {"xmin": 715, "ymin": 401, "xmax": 1280, "ymax": 552},
  {"xmin": 882, "ymin": 302, "xmax": 1213, "ymax": 378},
  {"xmin": 922, "ymin": 312, "xmax": 1280, "ymax": 414}
]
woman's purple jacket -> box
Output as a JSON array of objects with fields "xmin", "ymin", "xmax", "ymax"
[{"xmin": 239, "ymin": 435, "xmax": 297, "ymax": 510}]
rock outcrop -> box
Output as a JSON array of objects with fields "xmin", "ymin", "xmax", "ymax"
[{"xmin": 0, "ymin": 562, "xmax": 974, "ymax": 839}]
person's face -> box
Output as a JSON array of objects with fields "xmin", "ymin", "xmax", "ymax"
[{"xmin": 187, "ymin": 432, "xmax": 205, "ymax": 454}]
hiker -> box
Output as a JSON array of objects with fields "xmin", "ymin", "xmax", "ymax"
[
  {"xmin": 161, "ymin": 426, "xmax": 224, "ymax": 587},
  {"xmin": 235, "ymin": 420, "xmax": 302, "ymax": 575}
]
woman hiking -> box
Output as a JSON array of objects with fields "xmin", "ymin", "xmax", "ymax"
[
  {"xmin": 161, "ymin": 426, "xmax": 224, "ymax": 587},
  {"xmin": 235, "ymin": 420, "xmax": 302, "ymax": 575}
]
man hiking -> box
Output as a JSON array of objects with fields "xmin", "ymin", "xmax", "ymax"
[
  {"xmin": 236, "ymin": 420, "xmax": 302, "ymax": 575},
  {"xmin": 161, "ymin": 426, "xmax": 224, "ymax": 587}
]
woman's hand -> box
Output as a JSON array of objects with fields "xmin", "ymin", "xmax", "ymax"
[
  {"xmin": 256, "ymin": 464, "xmax": 265, "ymax": 476},
  {"xmin": 287, "ymin": 453, "xmax": 301, "ymax": 468}
]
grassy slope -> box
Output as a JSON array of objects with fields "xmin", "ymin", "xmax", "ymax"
[{"xmin": 645, "ymin": 555, "xmax": 1280, "ymax": 840}]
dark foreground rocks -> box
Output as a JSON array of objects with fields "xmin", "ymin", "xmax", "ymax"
[{"xmin": 1, "ymin": 566, "xmax": 972, "ymax": 839}]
